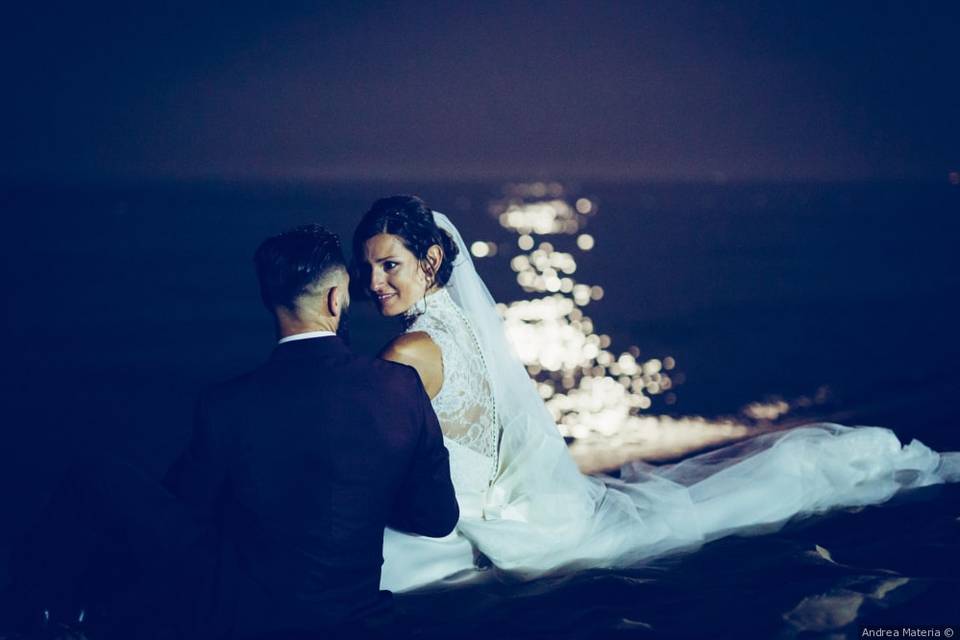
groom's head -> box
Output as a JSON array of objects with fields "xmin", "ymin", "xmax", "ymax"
[{"xmin": 254, "ymin": 224, "xmax": 350, "ymax": 338}]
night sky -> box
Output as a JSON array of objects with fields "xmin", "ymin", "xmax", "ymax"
[{"xmin": 3, "ymin": 1, "xmax": 958, "ymax": 183}]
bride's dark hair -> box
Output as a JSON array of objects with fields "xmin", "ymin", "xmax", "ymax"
[{"xmin": 351, "ymin": 195, "xmax": 460, "ymax": 293}]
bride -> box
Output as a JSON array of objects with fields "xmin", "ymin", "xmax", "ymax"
[{"xmin": 351, "ymin": 195, "xmax": 959, "ymax": 593}]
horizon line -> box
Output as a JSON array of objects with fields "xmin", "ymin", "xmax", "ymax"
[{"xmin": 4, "ymin": 167, "xmax": 956, "ymax": 189}]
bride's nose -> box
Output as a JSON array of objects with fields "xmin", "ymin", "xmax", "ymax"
[{"xmin": 369, "ymin": 268, "xmax": 385, "ymax": 292}]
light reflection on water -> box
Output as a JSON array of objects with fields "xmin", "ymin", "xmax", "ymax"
[
  {"xmin": 471, "ymin": 182, "xmax": 833, "ymax": 469},
  {"xmin": 470, "ymin": 182, "xmax": 844, "ymax": 471}
]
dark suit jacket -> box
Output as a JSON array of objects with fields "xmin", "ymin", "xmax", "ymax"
[{"xmin": 164, "ymin": 336, "xmax": 458, "ymax": 638}]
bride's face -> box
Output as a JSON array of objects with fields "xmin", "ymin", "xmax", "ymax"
[{"xmin": 362, "ymin": 233, "xmax": 431, "ymax": 317}]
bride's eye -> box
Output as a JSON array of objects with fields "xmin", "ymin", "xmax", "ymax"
[{"xmin": 383, "ymin": 260, "xmax": 398, "ymax": 271}]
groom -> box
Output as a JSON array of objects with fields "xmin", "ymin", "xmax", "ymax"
[
  {"xmin": 163, "ymin": 223, "xmax": 460, "ymax": 637},
  {"xmin": 4, "ymin": 224, "xmax": 458, "ymax": 639}
]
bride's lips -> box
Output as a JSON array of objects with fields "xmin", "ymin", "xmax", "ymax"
[{"xmin": 375, "ymin": 292, "xmax": 396, "ymax": 306}]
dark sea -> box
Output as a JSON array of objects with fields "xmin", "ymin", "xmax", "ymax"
[{"xmin": 2, "ymin": 179, "xmax": 959, "ymax": 638}]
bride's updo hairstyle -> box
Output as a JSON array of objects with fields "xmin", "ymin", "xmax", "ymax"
[{"xmin": 351, "ymin": 195, "xmax": 460, "ymax": 296}]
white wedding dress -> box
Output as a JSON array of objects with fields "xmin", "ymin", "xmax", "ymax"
[{"xmin": 380, "ymin": 214, "xmax": 960, "ymax": 593}]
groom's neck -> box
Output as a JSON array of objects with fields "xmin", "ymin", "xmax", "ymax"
[{"xmin": 274, "ymin": 308, "xmax": 338, "ymax": 340}]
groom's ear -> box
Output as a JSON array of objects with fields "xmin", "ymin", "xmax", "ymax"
[{"xmin": 326, "ymin": 285, "xmax": 342, "ymax": 318}]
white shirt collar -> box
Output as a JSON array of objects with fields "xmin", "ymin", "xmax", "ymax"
[{"xmin": 277, "ymin": 330, "xmax": 336, "ymax": 344}]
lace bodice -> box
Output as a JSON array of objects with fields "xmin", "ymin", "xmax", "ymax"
[{"xmin": 407, "ymin": 288, "xmax": 500, "ymax": 497}]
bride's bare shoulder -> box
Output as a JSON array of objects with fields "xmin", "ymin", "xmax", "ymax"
[{"xmin": 379, "ymin": 332, "xmax": 443, "ymax": 398}]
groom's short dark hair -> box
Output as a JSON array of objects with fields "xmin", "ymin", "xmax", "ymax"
[{"xmin": 253, "ymin": 224, "xmax": 346, "ymax": 311}]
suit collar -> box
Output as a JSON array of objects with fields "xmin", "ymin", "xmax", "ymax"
[{"xmin": 269, "ymin": 335, "xmax": 352, "ymax": 362}]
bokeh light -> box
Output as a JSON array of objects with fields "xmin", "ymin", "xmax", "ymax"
[
  {"xmin": 490, "ymin": 184, "xmax": 687, "ymax": 442},
  {"xmin": 485, "ymin": 182, "xmax": 827, "ymax": 463},
  {"xmin": 470, "ymin": 241, "xmax": 490, "ymax": 258}
]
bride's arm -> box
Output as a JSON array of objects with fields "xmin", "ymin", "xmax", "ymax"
[{"xmin": 379, "ymin": 331, "xmax": 443, "ymax": 399}]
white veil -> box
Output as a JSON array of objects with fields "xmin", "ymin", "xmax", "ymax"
[
  {"xmin": 432, "ymin": 211, "xmax": 645, "ymax": 569},
  {"xmin": 427, "ymin": 210, "xmax": 959, "ymax": 577},
  {"xmin": 433, "ymin": 211, "xmax": 592, "ymax": 509},
  {"xmin": 432, "ymin": 212, "xmax": 567, "ymax": 445}
]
